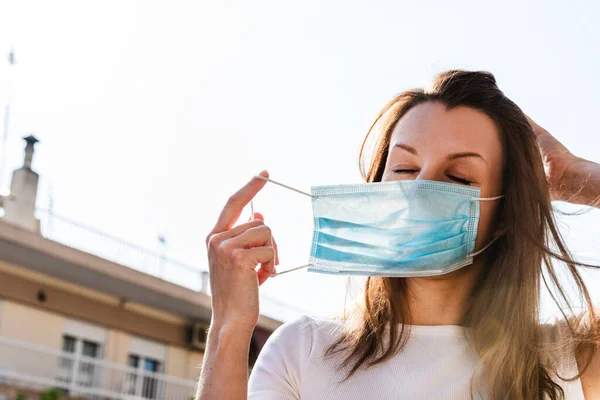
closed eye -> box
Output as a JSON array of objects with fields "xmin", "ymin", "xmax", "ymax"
[
  {"xmin": 393, "ymin": 169, "xmax": 473, "ymax": 186},
  {"xmin": 392, "ymin": 169, "xmax": 418, "ymax": 174},
  {"xmin": 448, "ymin": 175, "xmax": 472, "ymax": 185}
]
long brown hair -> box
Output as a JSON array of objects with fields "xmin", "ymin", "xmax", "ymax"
[{"xmin": 325, "ymin": 70, "xmax": 600, "ymax": 399}]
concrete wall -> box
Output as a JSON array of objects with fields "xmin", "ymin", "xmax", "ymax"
[
  {"xmin": 187, "ymin": 350, "xmax": 204, "ymax": 381},
  {"xmin": 166, "ymin": 345, "xmax": 187, "ymax": 377},
  {"xmin": 0, "ymin": 299, "xmax": 63, "ymax": 348},
  {"xmin": 164, "ymin": 345, "xmax": 202, "ymax": 399},
  {"xmin": 106, "ymin": 330, "xmax": 131, "ymax": 365},
  {"xmin": 0, "ymin": 300, "xmax": 65, "ymax": 383},
  {"xmin": 166, "ymin": 345, "xmax": 204, "ymax": 380}
]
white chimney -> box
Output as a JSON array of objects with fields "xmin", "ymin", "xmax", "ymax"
[{"xmin": 1, "ymin": 135, "xmax": 41, "ymax": 233}]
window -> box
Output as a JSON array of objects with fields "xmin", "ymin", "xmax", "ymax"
[
  {"xmin": 126, "ymin": 353, "xmax": 162, "ymax": 399},
  {"xmin": 78, "ymin": 340, "xmax": 99, "ymax": 387},
  {"xmin": 57, "ymin": 335, "xmax": 101, "ymax": 389},
  {"xmin": 58, "ymin": 335, "xmax": 76, "ymax": 383},
  {"xmin": 144, "ymin": 358, "xmax": 160, "ymax": 373},
  {"xmin": 128, "ymin": 354, "xmax": 140, "ymax": 368},
  {"xmin": 82, "ymin": 340, "xmax": 98, "ymax": 358},
  {"xmin": 62, "ymin": 335, "xmax": 76, "ymax": 353}
]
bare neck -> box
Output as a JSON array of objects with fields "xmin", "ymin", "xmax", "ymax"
[{"xmin": 404, "ymin": 262, "xmax": 483, "ymax": 326}]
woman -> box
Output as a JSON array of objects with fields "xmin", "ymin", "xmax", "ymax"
[{"xmin": 197, "ymin": 70, "xmax": 600, "ymax": 399}]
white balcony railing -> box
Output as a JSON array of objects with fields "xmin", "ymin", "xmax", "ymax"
[{"xmin": 0, "ymin": 336, "xmax": 197, "ymax": 400}]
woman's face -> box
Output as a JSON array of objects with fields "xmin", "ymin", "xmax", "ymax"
[{"xmin": 382, "ymin": 101, "xmax": 505, "ymax": 251}]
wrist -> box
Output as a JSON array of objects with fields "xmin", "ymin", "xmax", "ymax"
[
  {"xmin": 561, "ymin": 157, "xmax": 600, "ymax": 205},
  {"xmin": 209, "ymin": 322, "xmax": 254, "ymax": 345}
]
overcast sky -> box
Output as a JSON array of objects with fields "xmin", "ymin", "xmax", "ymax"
[{"xmin": 1, "ymin": 0, "xmax": 599, "ymax": 322}]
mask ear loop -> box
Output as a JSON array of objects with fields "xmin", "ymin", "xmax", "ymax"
[
  {"xmin": 271, "ymin": 264, "xmax": 311, "ymax": 276},
  {"xmin": 471, "ymin": 194, "xmax": 505, "ymax": 201},
  {"xmin": 467, "ymin": 234, "xmax": 501, "ymax": 257},
  {"xmin": 466, "ymin": 193, "xmax": 505, "ymax": 257},
  {"xmin": 252, "ymin": 175, "xmax": 316, "ymax": 277},
  {"xmin": 254, "ymin": 175, "xmax": 316, "ymax": 198}
]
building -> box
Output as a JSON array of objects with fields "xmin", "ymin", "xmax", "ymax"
[{"xmin": 0, "ymin": 136, "xmax": 286, "ymax": 400}]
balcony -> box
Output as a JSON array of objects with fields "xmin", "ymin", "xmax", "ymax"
[{"xmin": 0, "ymin": 336, "xmax": 197, "ymax": 400}]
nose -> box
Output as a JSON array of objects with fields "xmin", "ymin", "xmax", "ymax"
[{"xmin": 416, "ymin": 166, "xmax": 443, "ymax": 182}]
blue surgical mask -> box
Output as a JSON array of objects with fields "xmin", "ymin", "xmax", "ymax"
[{"xmin": 255, "ymin": 177, "xmax": 503, "ymax": 278}]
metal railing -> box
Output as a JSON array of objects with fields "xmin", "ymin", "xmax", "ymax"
[
  {"xmin": 36, "ymin": 209, "xmax": 210, "ymax": 293},
  {"xmin": 0, "ymin": 336, "xmax": 197, "ymax": 400},
  {"xmin": 35, "ymin": 209, "xmax": 311, "ymax": 322}
]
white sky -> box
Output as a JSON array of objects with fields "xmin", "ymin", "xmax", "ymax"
[{"xmin": 0, "ymin": 0, "xmax": 599, "ymax": 322}]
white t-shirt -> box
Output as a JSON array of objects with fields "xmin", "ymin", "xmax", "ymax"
[{"xmin": 248, "ymin": 315, "xmax": 585, "ymax": 399}]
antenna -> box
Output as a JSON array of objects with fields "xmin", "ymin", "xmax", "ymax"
[
  {"xmin": 47, "ymin": 183, "xmax": 55, "ymax": 237},
  {"xmin": 157, "ymin": 234, "xmax": 167, "ymax": 278},
  {"xmin": 0, "ymin": 49, "xmax": 15, "ymax": 195}
]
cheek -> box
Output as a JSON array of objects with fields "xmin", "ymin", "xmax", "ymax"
[
  {"xmin": 382, "ymin": 174, "xmax": 398, "ymax": 182},
  {"xmin": 475, "ymin": 202, "xmax": 501, "ymax": 250},
  {"xmin": 381, "ymin": 161, "xmax": 398, "ymax": 182},
  {"xmin": 381, "ymin": 170, "xmax": 400, "ymax": 182}
]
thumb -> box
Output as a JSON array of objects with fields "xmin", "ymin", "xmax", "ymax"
[{"xmin": 253, "ymin": 212, "xmax": 265, "ymax": 221}]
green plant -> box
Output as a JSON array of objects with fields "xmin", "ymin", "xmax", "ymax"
[
  {"xmin": 16, "ymin": 393, "xmax": 28, "ymax": 400},
  {"xmin": 39, "ymin": 388, "xmax": 61, "ymax": 400}
]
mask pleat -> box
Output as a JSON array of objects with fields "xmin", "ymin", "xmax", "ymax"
[{"xmin": 311, "ymin": 242, "xmax": 470, "ymax": 270}]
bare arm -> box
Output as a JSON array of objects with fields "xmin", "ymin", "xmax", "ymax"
[
  {"xmin": 196, "ymin": 325, "xmax": 253, "ymax": 400},
  {"xmin": 196, "ymin": 171, "xmax": 277, "ymax": 400},
  {"xmin": 527, "ymin": 116, "xmax": 600, "ymax": 207},
  {"xmin": 562, "ymin": 158, "xmax": 600, "ymax": 207}
]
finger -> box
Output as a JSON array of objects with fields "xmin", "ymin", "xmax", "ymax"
[
  {"xmin": 251, "ymin": 246, "xmax": 276, "ymax": 266},
  {"xmin": 253, "ymin": 212, "xmax": 264, "ymax": 221},
  {"xmin": 234, "ymin": 246, "xmax": 275, "ymax": 267},
  {"xmin": 253, "ymin": 212, "xmax": 279, "ymax": 266},
  {"xmin": 272, "ymin": 234, "xmax": 280, "ymax": 266},
  {"xmin": 257, "ymin": 255, "xmax": 276, "ymax": 285},
  {"xmin": 231, "ymin": 247, "xmax": 275, "ymax": 283},
  {"xmin": 228, "ymin": 225, "xmax": 272, "ymax": 249},
  {"xmin": 206, "ymin": 219, "xmax": 264, "ymax": 248},
  {"xmin": 211, "ymin": 170, "xmax": 269, "ymax": 235},
  {"xmin": 525, "ymin": 115, "xmax": 548, "ymax": 136},
  {"xmin": 246, "ymin": 214, "xmax": 277, "ymax": 283}
]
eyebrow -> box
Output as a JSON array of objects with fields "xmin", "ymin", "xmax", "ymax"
[{"xmin": 393, "ymin": 143, "xmax": 489, "ymax": 166}]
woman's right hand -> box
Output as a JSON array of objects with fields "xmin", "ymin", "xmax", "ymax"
[{"xmin": 205, "ymin": 170, "xmax": 278, "ymax": 333}]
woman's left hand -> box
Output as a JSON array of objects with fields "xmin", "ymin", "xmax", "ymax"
[
  {"xmin": 527, "ymin": 116, "xmax": 578, "ymax": 200},
  {"xmin": 528, "ymin": 116, "xmax": 600, "ymax": 205}
]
